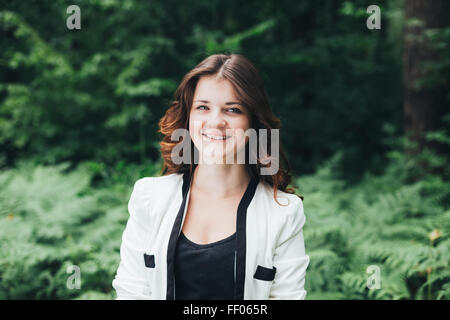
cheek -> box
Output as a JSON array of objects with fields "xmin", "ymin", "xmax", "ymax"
[
  {"xmin": 189, "ymin": 116, "xmax": 205, "ymax": 148},
  {"xmin": 234, "ymin": 117, "xmax": 251, "ymax": 138},
  {"xmin": 231, "ymin": 118, "xmax": 251, "ymax": 146},
  {"xmin": 189, "ymin": 114, "xmax": 202, "ymax": 133},
  {"xmin": 232, "ymin": 115, "xmax": 250, "ymax": 130}
]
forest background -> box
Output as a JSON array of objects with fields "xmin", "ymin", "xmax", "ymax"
[{"xmin": 0, "ymin": 0, "xmax": 449, "ymax": 299}]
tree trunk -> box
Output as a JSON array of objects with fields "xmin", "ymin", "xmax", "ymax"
[{"xmin": 403, "ymin": 0, "xmax": 450, "ymax": 176}]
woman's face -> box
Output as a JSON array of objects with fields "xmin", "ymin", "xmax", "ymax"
[{"xmin": 189, "ymin": 76, "xmax": 251, "ymax": 164}]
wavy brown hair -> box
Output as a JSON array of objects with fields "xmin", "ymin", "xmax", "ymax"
[{"xmin": 158, "ymin": 53, "xmax": 303, "ymax": 204}]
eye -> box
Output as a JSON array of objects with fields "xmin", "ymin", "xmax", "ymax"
[
  {"xmin": 227, "ymin": 108, "xmax": 242, "ymax": 114},
  {"xmin": 197, "ymin": 105, "xmax": 209, "ymax": 110}
]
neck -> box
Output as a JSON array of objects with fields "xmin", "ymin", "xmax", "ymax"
[{"xmin": 191, "ymin": 164, "xmax": 251, "ymax": 199}]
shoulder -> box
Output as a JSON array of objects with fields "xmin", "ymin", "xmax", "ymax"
[
  {"xmin": 132, "ymin": 173, "xmax": 183, "ymax": 196},
  {"xmin": 257, "ymin": 182, "xmax": 306, "ymax": 234},
  {"xmin": 129, "ymin": 173, "xmax": 183, "ymax": 216},
  {"xmin": 258, "ymin": 182, "xmax": 304, "ymax": 216}
]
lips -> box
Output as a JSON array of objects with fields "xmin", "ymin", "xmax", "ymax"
[{"xmin": 201, "ymin": 132, "xmax": 232, "ymax": 141}]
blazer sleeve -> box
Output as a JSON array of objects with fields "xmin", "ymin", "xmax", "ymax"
[
  {"xmin": 269, "ymin": 196, "xmax": 310, "ymax": 300},
  {"xmin": 112, "ymin": 178, "xmax": 154, "ymax": 300}
]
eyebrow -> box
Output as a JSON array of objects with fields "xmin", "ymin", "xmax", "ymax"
[{"xmin": 194, "ymin": 100, "xmax": 242, "ymax": 106}]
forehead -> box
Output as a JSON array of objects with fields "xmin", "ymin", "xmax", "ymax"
[{"xmin": 193, "ymin": 76, "xmax": 239, "ymax": 102}]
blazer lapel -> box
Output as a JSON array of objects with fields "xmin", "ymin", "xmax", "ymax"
[
  {"xmin": 166, "ymin": 171, "xmax": 191, "ymax": 300},
  {"xmin": 165, "ymin": 170, "xmax": 259, "ymax": 300},
  {"xmin": 234, "ymin": 175, "xmax": 259, "ymax": 300}
]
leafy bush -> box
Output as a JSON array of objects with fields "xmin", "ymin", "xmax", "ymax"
[
  {"xmin": 0, "ymin": 160, "xmax": 158, "ymax": 299},
  {"xmin": 302, "ymin": 130, "xmax": 450, "ymax": 300}
]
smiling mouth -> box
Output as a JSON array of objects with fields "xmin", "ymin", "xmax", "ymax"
[{"xmin": 202, "ymin": 133, "xmax": 232, "ymax": 141}]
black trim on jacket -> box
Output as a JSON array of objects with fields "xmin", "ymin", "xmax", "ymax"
[{"xmin": 166, "ymin": 170, "xmax": 258, "ymax": 300}]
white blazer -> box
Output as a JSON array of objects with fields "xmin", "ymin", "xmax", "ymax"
[{"xmin": 112, "ymin": 171, "xmax": 310, "ymax": 300}]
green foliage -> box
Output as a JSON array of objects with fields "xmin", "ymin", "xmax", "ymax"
[
  {"xmin": 301, "ymin": 131, "xmax": 450, "ymax": 300},
  {"xmin": 0, "ymin": 160, "xmax": 160, "ymax": 299},
  {"xmin": 0, "ymin": 0, "xmax": 179, "ymax": 168},
  {"xmin": 0, "ymin": 0, "xmax": 404, "ymax": 182}
]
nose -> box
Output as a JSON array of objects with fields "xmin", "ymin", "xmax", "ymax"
[{"xmin": 208, "ymin": 108, "xmax": 226, "ymax": 128}]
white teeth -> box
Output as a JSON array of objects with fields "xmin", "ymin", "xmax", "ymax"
[{"xmin": 203, "ymin": 133, "xmax": 230, "ymax": 140}]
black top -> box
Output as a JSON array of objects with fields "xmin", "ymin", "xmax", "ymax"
[
  {"xmin": 166, "ymin": 169, "xmax": 259, "ymax": 300},
  {"xmin": 174, "ymin": 230, "xmax": 236, "ymax": 300}
]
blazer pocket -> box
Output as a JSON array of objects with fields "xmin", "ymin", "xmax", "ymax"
[
  {"xmin": 253, "ymin": 265, "xmax": 276, "ymax": 281},
  {"xmin": 143, "ymin": 253, "xmax": 155, "ymax": 268}
]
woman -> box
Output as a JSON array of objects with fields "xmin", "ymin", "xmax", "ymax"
[{"xmin": 112, "ymin": 53, "xmax": 310, "ymax": 300}]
